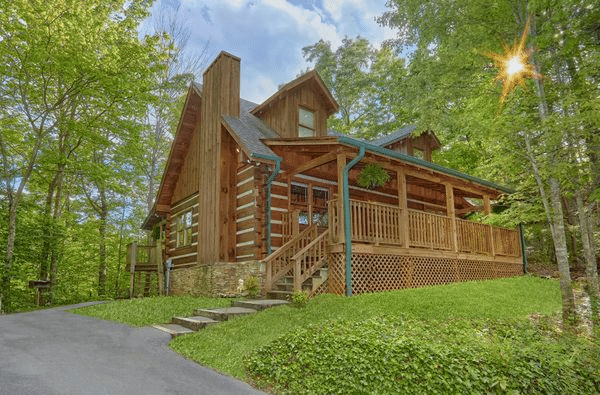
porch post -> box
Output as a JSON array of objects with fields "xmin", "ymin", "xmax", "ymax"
[
  {"xmin": 336, "ymin": 153, "xmax": 346, "ymax": 243},
  {"xmin": 483, "ymin": 195, "xmax": 495, "ymax": 256},
  {"xmin": 128, "ymin": 242, "xmax": 137, "ymax": 298},
  {"xmin": 445, "ymin": 184, "xmax": 458, "ymax": 252},
  {"xmin": 397, "ymin": 168, "xmax": 409, "ymax": 248}
]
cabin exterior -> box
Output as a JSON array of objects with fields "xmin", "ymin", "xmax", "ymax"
[{"xmin": 142, "ymin": 51, "xmax": 524, "ymax": 297}]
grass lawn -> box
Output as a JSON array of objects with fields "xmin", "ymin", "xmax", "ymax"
[
  {"xmin": 170, "ymin": 275, "xmax": 562, "ymax": 379},
  {"xmin": 71, "ymin": 295, "xmax": 236, "ymax": 327}
]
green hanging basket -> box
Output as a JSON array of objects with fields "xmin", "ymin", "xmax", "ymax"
[{"xmin": 356, "ymin": 163, "xmax": 390, "ymax": 189}]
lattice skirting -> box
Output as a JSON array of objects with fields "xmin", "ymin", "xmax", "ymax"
[{"xmin": 327, "ymin": 252, "xmax": 522, "ymax": 295}]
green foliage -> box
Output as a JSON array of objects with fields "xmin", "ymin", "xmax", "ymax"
[
  {"xmin": 245, "ymin": 317, "xmax": 600, "ymax": 394},
  {"xmin": 71, "ymin": 296, "xmax": 235, "ymax": 327},
  {"xmin": 169, "ymin": 276, "xmax": 562, "ymax": 379},
  {"xmin": 244, "ymin": 276, "xmax": 260, "ymax": 298},
  {"xmin": 291, "ymin": 291, "xmax": 309, "ymax": 308},
  {"xmin": 302, "ymin": 37, "xmax": 409, "ymax": 138},
  {"xmin": 356, "ymin": 163, "xmax": 391, "ymax": 189}
]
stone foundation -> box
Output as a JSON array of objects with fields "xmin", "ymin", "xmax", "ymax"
[{"xmin": 168, "ymin": 261, "xmax": 265, "ymax": 296}]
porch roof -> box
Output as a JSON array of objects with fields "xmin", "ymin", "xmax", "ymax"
[
  {"xmin": 263, "ymin": 135, "xmax": 513, "ymax": 196},
  {"xmin": 337, "ymin": 136, "xmax": 514, "ymax": 194}
]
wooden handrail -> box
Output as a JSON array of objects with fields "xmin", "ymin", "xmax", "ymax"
[
  {"xmin": 291, "ymin": 229, "xmax": 330, "ymax": 292},
  {"xmin": 263, "ymin": 223, "xmax": 319, "ymax": 291}
]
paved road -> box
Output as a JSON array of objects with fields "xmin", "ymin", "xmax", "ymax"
[{"xmin": 0, "ymin": 302, "xmax": 264, "ymax": 395}]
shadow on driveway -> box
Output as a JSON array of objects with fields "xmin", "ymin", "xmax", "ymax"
[{"xmin": 0, "ymin": 302, "xmax": 264, "ymax": 395}]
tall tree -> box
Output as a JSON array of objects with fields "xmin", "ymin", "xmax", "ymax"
[
  {"xmin": 0, "ymin": 0, "xmax": 164, "ymax": 311},
  {"xmin": 379, "ymin": 0, "xmax": 600, "ymax": 328},
  {"xmin": 142, "ymin": 5, "xmax": 211, "ymax": 213}
]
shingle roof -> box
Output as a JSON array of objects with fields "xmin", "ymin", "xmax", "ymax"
[
  {"xmin": 370, "ymin": 125, "xmax": 417, "ymax": 147},
  {"xmin": 222, "ymin": 98, "xmax": 281, "ymax": 161}
]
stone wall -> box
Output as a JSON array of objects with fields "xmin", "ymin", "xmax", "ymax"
[{"xmin": 168, "ymin": 260, "xmax": 265, "ymax": 296}]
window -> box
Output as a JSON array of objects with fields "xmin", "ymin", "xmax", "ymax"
[
  {"xmin": 291, "ymin": 183, "xmax": 307, "ymax": 204},
  {"xmin": 175, "ymin": 209, "xmax": 193, "ymax": 248},
  {"xmin": 298, "ymin": 107, "xmax": 315, "ymax": 137},
  {"xmin": 312, "ymin": 187, "xmax": 329, "ymax": 208}
]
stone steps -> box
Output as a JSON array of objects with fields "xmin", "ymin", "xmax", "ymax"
[
  {"xmin": 152, "ymin": 299, "xmax": 289, "ymax": 338},
  {"xmin": 193, "ymin": 306, "xmax": 257, "ymax": 321}
]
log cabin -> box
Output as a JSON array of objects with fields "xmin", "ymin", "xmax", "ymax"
[{"xmin": 142, "ymin": 51, "xmax": 524, "ymax": 297}]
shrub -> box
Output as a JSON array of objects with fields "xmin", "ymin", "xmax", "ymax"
[
  {"xmin": 245, "ymin": 317, "xmax": 600, "ymax": 394},
  {"xmin": 291, "ymin": 291, "xmax": 309, "ymax": 308},
  {"xmin": 244, "ymin": 276, "xmax": 260, "ymax": 298}
]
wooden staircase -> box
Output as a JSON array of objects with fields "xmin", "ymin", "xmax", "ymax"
[{"xmin": 263, "ymin": 224, "xmax": 330, "ymax": 299}]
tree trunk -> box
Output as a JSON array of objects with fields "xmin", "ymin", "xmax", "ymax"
[
  {"xmin": 98, "ymin": 187, "xmax": 108, "ymax": 297},
  {"xmin": 549, "ymin": 177, "xmax": 577, "ymax": 326},
  {"xmin": 2, "ymin": 196, "xmax": 18, "ymax": 313},
  {"xmin": 575, "ymin": 189, "xmax": 600, "ymax": 335}
]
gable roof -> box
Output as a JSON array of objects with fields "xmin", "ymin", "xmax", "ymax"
[
  {"xmin": 371, "ymin": 125, "xmax": 417, "ymax": 147},
  {"xmin": 222, "ymin": 98, "xmax": 280, "ymax": 162},
  {"xmin": 251, "ymin": 70, "xmax": 339, "ymax": 117}
]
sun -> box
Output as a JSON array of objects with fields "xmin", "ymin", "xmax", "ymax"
[{"xmin": 485, "ymin": 15, "xmax": 541, "ymax": 108}]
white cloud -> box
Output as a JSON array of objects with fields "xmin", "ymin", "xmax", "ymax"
[{"xmin": 147, "ymin": 0, "xmax": 396, "ymax": 102}]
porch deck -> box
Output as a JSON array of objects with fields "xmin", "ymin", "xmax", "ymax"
[{"xmin": 265, "ymin": 199, "xmax": 523, "ymax": 296}]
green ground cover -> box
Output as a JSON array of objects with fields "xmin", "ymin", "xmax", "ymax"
[
  {"xmin": 169, "ymin": 276, "xmax": 563, "ymax": 379},
  {"xmin": 71, "ymin": 295, "xmax": 235, "ymax": 327}
]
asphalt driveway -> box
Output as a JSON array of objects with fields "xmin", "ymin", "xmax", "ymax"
[{"xmin": 0, "ymin": 302, "xmax": 264, "ymax": 395}]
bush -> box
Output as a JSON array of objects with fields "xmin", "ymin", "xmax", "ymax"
[
  {"xmin": 245, "ymin": 317, "xmax": 600, "ymax": 394},
  {"xmin": 244, "ymin": 276, "xmax": 260, "ymax": 298},
  {"xmin": 291, "ymin": 291, "xmax": 309, "ymax": 308}
]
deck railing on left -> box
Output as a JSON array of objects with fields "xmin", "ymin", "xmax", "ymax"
[{"xmin": 328, "ymin": 198, "xmax": 521, "ymax": 258}]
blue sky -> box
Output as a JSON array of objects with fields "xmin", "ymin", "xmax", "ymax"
[{"xmin": 141, "ymin": 0, "xmax": 396, "ymax": 103}]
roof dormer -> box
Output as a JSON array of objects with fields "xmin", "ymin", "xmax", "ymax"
[{"xmin": 251, "ymin": 70, "xmax": 338, "ymax": 138}]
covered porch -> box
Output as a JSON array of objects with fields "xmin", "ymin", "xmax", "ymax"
[{"xmin": 263, "ymin": 138, "xmax": 524, "ymax": 296}]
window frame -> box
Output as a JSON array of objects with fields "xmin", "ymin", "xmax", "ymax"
[
  {"xmin": 175, "ymin": 209, "xmax": 193, "ymax": 248},
  {"xmin": 298, "ymin": 106, "xmax": 316, "ymax": 137}
]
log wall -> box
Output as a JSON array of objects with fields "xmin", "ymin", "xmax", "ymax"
[{"xmin": 167, "ymin": 193, "xmax": 199, "ymax": 268}]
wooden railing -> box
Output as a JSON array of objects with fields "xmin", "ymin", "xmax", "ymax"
[
  {"xmin": 456, "ymin": 219, "xmax": 492, "ymax": 255},
  {"xmin": 291, "ymin": 229, "xmax": 330, "ymax": 292},
  {"xmin": 408, "ymin": 210, "xmax": 452, "ymax": 250},
  {"xmin": 126, "ymin": 242, "xmax": 162, "ymax": 298},
  {"xmin": 349, "ymin": 200, "xmax": 402, "ymax": 245},
  {"xmin": 263, "ymin": 223, "xmax": 318, "ymax": 291},
  {"xmin": 327, "ymin": 198, "xmax": 521, "ymax": 258}
]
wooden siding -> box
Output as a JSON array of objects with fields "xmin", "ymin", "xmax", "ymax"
[
  {"xmin": 197, "ymin": 52, "xmax": 240, "ymax": 264},
  {"xmin": 257, "ymin": 82, "xmax": 328, "ymax": 138},
  {"xmin": 172, "ymin": 122, "xmax": 200, "ymax": 203}
]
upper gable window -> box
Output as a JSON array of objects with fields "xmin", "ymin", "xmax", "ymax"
[{"xmin": 298, "ymin": 107, "xmax": 315, "ymax": 137}]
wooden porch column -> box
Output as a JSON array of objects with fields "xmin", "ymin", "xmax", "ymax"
[
  {"xmin": 483, "ymin": 195, "xmax": 496, "ymax": 256},
  {"xmin": 445, "ymin": 184, "xmax": 458, "ymax": 252},
  {"xmin": 336, "ymin": 152, "xmax": 346, "ymax": 243},
  {"xmin": 128, "ymin": 242, "xmax": 137, "ymax": 298},
  {"xmin": 397, "ymin": 169, "xmax": 409, "ymax": 248},
  {"xmin": 483, "ymin": 195, "xmax": 492, "ymax": 215}
]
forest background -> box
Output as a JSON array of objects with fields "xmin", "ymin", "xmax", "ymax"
[{"xmin": 1, "ymin": 0, "xmax": 598, "ymax": 319}]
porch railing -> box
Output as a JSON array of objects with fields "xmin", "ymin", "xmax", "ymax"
[
  {"xmin": 264, "ymin": 223, "xmax": 318, "ymax": 291},
  {"xmin": 328, "ymin": 198, "xmax": 521, "ymax": 258}
]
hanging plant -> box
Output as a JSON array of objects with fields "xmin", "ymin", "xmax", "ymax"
[{"xmin": 356, "ymin": 163, "xmax": 390, "ymax": 189}]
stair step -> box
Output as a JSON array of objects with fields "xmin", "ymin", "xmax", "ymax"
[
  {"xmin": 232, "ymin": 299, "xmax": 289, "ymax": 311},
  {"xmin": 172, "ymin": 315, "xmax": 219, "ymax": 331},
  {"xmin": 152, "ymin": 323, "xmax": 194, "ymax": 337},
  {"xmin": 267, "ymin": 290, "xmax": 293, "ymax": 300},
  {"xmin": 193, "ymin": 307, "xmax": 256, "ymax": 321}
]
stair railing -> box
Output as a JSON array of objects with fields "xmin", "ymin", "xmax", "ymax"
[
  {"xmin": 263, "ymin": 223, "xmax": 318, "ymax": 291},
  {"xmin": 291, "ymin": 229, "xmax": 330, "ymax": 292}
]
